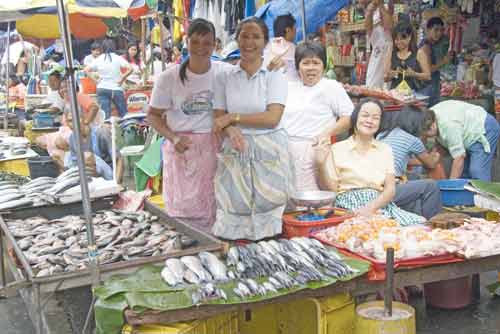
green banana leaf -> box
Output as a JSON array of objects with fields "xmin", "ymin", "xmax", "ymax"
[
  {"xmin": 94, "ymin": 252, "xmax": 370, "ymax": 334},
  {"xmin": 470, "ymin": 180, "xmax": 500, "ymax": 201},
  {"xmin": 95, "ymin": 294, "xmax": 128, "ymax": 334}
]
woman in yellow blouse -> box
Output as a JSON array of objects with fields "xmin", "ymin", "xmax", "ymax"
[{"xmin": 316, "ymin": 98, "xmax": 424, "ymax": 226}]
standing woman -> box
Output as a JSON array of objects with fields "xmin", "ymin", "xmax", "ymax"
[
  {"xmin": 282, "ymin": 41, "xmax": 353, "ymax": 192},
  {"xmin": 148, "ymin": 19, "xmax": 228, "ymax": 232},
  {"xmin": 85, "ymin": 39, "xmax": 132, "ymax": 119},
  {"xmin": 316, "ymin": 98, "xmax": 425, "ymax": 226},
  {"xmin": 384, "ymin": 21, "xmax": 431, "ymax": 95},
  {"xmin": 122, "ymin": 41, "xmax": 143, "ymax": 84},
  {"xmin": 211, "ymin": 17, "xmax": 291, "ymax": 241}
]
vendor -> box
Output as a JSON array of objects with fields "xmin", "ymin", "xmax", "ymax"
[
  {"xmin": 377, "ymin": 106, "xmax": 442, "ymax": 219},
  {"xmin": 211, "ymin": 17, "xmax": 291, "ymax": 241},
  {"xmin": 365, "ymin": 0, "xmax": 393, "ymax": 89},
  {"xmin": 84, "ymin": 39, "xmax": 132, "ymax": 120},
  {"xmin": 148, "ymin": 19, "xmax": 226, "ymax": 233},
  {"xmin": 281, "ymin": 41, "xmax": 353, "ymax": 192},
  {"xmin": 418, "ymin": 17, "xmax": 449, "ymax": 106},
  {"xmin": 83, "ymin": 41, "xmax": 102, "ymax": 67},
  {"xmin": 316, "ymin": 98, "xmax": 425, "ymax": 226},
  {"xmin": 122, "ymin": 41, "xmax": 143, "ymax": 85},
  {"xmin": 490, "ymin": 43, "xmax": 500, "ymax": 121},
  {"xmin": 422, "ymin": 100, "xmax": 500, "ymax": 181},
  {"xmin": 43, "ymin": 69, "xmax": 65, "ymax": 113},
  {"xmin": 65, "ymin": 110, "xmax": 122, "ymax": 181},
  {"xmin": 384, "ymin": 21, "xmax": 431, "ymax": 95},
  {"xmin": 8, "ymin": 75, "xmax": 27, "ymax": 135}
]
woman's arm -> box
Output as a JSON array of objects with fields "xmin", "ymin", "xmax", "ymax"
[
  {"xmin": 407, "ymin": 48, "xmax": 431, "ymax": 81},
  {"xmin": 315, "ymin": 145, "xmax": 338, "ymax": 191},
  {"xmin": 316, "ymin": 116, "xmax": 351, "ymax": 144},
  {"xmin": 213, "ymin": 103, "xmax": 284, "ymax": 133},
  {"xmin": 356, "ymin": 173, "xmax": 396, "ymax": 216},
  {"xmin": 147, "ymin": 106, "xmax": 191, "ymax": 153},
  {"xmin": 416, "ymin": 150, "xmax": 440, "ymax": 169}
]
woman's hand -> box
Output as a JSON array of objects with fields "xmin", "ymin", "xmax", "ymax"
[
  {"xmin": 404, "ymin": 67, "xmax": 416, "ymax": 78},
  {"xmin": 213, "ymin": 113, "xmax": 234, "ymax": 134},
  {"xmin": 354, "ymin": 205, "xmax": 377, "ymax": 217},
  {"xmin": 172, "ymin": 135, "xmax": 192, "ymax": 154},
  {"xmin": 225, "ymin": 126, "xmax": 246, "ymax": 152},
  {"xmin": 313, "ymin": 142, "xmax": 331, "ymax": 167}
]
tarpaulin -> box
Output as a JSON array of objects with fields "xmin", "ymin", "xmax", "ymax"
[{"xmin": 255, "ymin": 0, "xmax": 349, "ymax": 41}]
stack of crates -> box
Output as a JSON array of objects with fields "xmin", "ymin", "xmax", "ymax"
[
  {"xmin": 122, "ymin": 312, "xmax": 238, "ymax": 334},
  {"xmin": 239, "ymin": 293, "xmax": 355, "ymax": 334}
]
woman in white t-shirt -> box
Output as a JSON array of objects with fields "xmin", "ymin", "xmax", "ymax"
[
  {"xmin": 148, "ymin": 19, "xmax": 227, "ymax": 232},
  {"xmin": 85, "ymin": 39, "xmax": 132, "ymax": 119},
  {"xmin": 282, "ymin": 41, "xmax": 354, "ymax": 192}
]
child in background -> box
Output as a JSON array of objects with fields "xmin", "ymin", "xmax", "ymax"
[
  {"xmin": 8, "ymin": 75, "xmax": 27, "ymax": 134},
  {"xmin": 377, "ymin": 105, "xmax": 442, "ymax": 220}
]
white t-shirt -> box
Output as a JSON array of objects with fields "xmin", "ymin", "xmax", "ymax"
[
  {"xmin": 492, "ymin": 53, "xmax": 500, "ymax": 88},
  {"xmin": 214, "ymin": 64, "xmax": 288, "ymax": 135},
  {"xmin": 281, "ymin": 78, "xmax": 354, "ymax": 138},
  {"xmin": 263, "ymin": 38, "xmax": 298, "ymax": 82},
  {"xmin": 149, "ymin": 61, "xmax": 230, "ymax": 133},
  {"xmin": 43, "ymin": 90, "xmax": 65, "ymax": 111},
  {"xmin": 365, "ymin": 24, "xmax": 392, "ymax": 88},
  {"xmin": 88, "ymin": 53, "xmax": 130, "ymax": 91},
  {"xmin": 83, "ymin": 54, "xmax": 98, "ymax": 67}
]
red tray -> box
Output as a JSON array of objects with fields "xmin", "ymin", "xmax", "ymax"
[{"xmin": 312, "ymin": 233, "xmax": 463, "ymax": 281}]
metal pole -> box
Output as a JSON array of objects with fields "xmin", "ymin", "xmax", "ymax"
[
  {"xmin": 300, "ymin": 0, "xmax": 306, "ymax": 42},
  {"xmin": 55, "ymin": 0, "xmax": 100, "ymax": 287},
  {"xmin": 0, "ymin": 228, "xmax": 5, "ymax": 288},
  {"xmin": 4, "ymin": 22, "xmax": 10, "ymax": 131},
  {"xmin": 158, "ymin": 13, "xmax": 166, "ymax": 71},
  {"xmin": 384, "ymin": 247, "xmax": 394, "ymax": 317}
]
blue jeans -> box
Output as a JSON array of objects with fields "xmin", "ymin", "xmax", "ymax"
[
  {"xmin": 463, "ymin": 113, "xmax": 500, "ymax": 181},
  {"xmin": 97, "ymin": 88, "xmax": 128, "ymax": 119}
]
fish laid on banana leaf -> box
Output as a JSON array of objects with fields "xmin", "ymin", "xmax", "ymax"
[{"xmin": 6, "ymin": 210, "xmax": 197, "ymax": 277}]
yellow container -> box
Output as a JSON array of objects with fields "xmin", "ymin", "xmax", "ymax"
[
  {"xmin": 486, "ymin": 211, "xmax": 499, "ymax": 221},
  {"xmin": 148, "ymin": 194, "xmax": 165, "ymax": 208},
  {"xmin": 355, "ymin": 301, "xmax": 415, "ymax": 334},
  {"xmin": 122, "ymin": 312, "xmax": 238, "ymax": 334},
  {"xmin": 0, "ymin": 158, "xmax": 30, "ymax": 176},
  {"xmin": 239, "ymin": 293, "xmax": 355, "ymax": 334}
]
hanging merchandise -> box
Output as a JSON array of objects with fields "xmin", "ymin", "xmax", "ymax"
[
  {"xmin": 225, "ymin": 0, "xmax": 245, "ymax": 35},
  {"xmin": 173, "ymin": 0, "xmax": 184, "ymax": 42},
  {"xmin": 245, "ymin": 0, "xmax": 256, "ymax": 17}
]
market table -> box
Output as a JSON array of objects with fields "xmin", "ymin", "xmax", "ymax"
[
  {"xmin": 0, "ymin": 148, "xmax": 38, "ymax": 177},
  {"xmin": 123, "ymin": 253, "xmax": 500, "ymax": 326}
]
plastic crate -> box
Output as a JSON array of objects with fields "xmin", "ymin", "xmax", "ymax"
[
  {"xmin": 0, "ymin": 158, "xmax": 30, "ymax": 176},
  {"xmin": 282, "ymin": 208, "xmax": 353, "ymax": 238},
  {"xmin": 437, "ymin": 179, "xmax": 474, "ymax": 206},
  {"xmin": 33, "ymin": 112, "xmax": 55, "ymax": 128},
  {"xmin": 24, "ymin": 94, "xmax": 47, "ymax": 111},
  {"xmin": 122, "ymin": 312, "xmax": 238, "ymax": 334},
  {"xmin": 239, "ymin": 293, "xmax": 355, "ymax": 334}
]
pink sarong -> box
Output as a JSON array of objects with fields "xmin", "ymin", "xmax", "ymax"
[{"xmin": 162, "ymin": 133, "xmax": 218, "ymax": 233}]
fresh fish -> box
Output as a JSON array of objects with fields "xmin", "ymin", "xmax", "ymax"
[
  {"xmin": 181, "ymin": 256, "xmax": 211, "ymax": 282},
  {"xmin": 0, "ymin": 198, "xmax": 32, "ymax": 211},
  {"xmin": 0, "ymin": 184, "xmax": 19, "ymax": 192},
  {"xmin": 0, "ymin": 192, "xmax": 24, "ymax": 203},
  {"xmin": 227, "ymin": 247, "xmax": 239, "ymax": 266},
  {"xmin": 47, "ymin": 175, "xmax": 88, "ymax": 195},
  {"xmin": 236, "ymin": 281, "xmax": 252, "ymax": 296},
  {"xmin": 245, "ymin": 278, "xmax": 260, "ymax": 295},
  {"xmin": 268, "ymin": 277, "xmax": 283, "ymax": 290},
  {"xmin": 262, "ymin": 281, "xmax": 278, "ymax": 294},
  {"xmin": 184, "ymin": 269, "xmax": 201, "ymax": 284},
  {"xmin": 161, "ymin": 266, "xmax": 179, "ymax": 286},
  {"xmin": 164, "ymin": 258, "xmax": 185, "ymax": 285},
  {"xmin": 199, "ymin": 251, "xmax": 228, "ymax": 281}
]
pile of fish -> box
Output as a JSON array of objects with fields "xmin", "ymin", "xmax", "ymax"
[
  {"xmin": 0, "ymin": 167, "xmax": 92, "ymax": 211},
  {"xmin": 161, "ymin": 237, "xmax": 357, "ymax": 304},
  {"xmin": 0, "ymin": 172, "xmax": 29, "ymax": 185},
  {"xmin": 7, "ymin": 210, "xmax": 196, "ymax": 277}
]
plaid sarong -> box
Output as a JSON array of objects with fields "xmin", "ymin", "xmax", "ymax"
[{"xmin": 336, "ymin": 188, "xmax": 425, "ymax": 226}]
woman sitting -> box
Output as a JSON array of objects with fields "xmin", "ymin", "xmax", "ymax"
[
  {"xmin": 281, "ymin": 41, "xmax": 353, "ymax": 192},
  {"xmin": 316, "ymin": 98, "xmax": 425, "ymax": 226}
]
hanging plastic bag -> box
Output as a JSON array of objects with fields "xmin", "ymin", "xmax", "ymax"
[{"xmin": 395, "ymin": 70, "xmax": 412, "ymax": 95}]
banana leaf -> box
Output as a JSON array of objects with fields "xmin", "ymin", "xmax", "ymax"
[
  {"xmin": 470, "ymin": 180, "xmax": 500, "ymax": 201},
  {"xmin": 94, "ymin": 251, "xmax": 370, "ymax": 334}
]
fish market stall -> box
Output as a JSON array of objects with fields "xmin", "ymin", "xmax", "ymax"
[
  {"xmin": 0, "ymin": 136, "xmax": 38, "ymax": 177},
  {"xmin": 0, "ymin": 200, "xmax": 223, "ymax": 334}
]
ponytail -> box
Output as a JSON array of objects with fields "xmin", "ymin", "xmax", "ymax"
[{"xmin": 179, "ymin": 57, "xmax": 189, "ymax": 84}]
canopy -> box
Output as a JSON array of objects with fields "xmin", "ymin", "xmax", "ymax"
[
  {"xmin": 0, "ymin": 0, "xmax": 155, "ymax": 23},
  {"xmin": 255, "ymin": 0, "xmax": 349, "ymax": 41}
]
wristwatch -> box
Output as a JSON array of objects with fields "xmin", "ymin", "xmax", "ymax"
[
  {"xmin": 233, "ymin": 113, "xmax": 240, "ymax": 124},
  {"xmin": 172, "ymin": 136, "xmax": 181, "ymax": 145}
]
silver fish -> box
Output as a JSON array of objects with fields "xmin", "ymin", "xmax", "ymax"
[
  {"xmin": 199, "ymin": 251, "xmax": 228, "ymax": 281},
  {"xmin": 165, "ymin": 258, "xmax": 186, "ymax": 283},
  {"xmin": 227, "ymin": 247, "xmax": 239, "ymax": 266},
  {"xmin": 181, "ymin": 256, "xmax": 211, "ymax": 282},
  {"xmin": 0, "ymin": 192, "xmax": 24, "ymax": 203},
  {"xmin": 0, "ymin": 198, "xmax": 32, "ymax": 211},
  {"xmin": 263, "ymin": 281, "xmax": 278, "ymax": 294},
  {"xmin": 183, "ymin": 269, "xmax": 201, "ymax": 284}
]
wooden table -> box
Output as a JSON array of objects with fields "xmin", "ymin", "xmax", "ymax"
[{"xmin": 124, "ymin": 254, "xmax": 500, "ymax": 325}]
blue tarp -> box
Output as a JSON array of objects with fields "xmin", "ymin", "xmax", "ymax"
[{"xmin": 255, "ymin": 0, "xmax": 349, "ymax": 41}]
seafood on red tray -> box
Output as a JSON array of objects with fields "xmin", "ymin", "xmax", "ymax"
[
  {"xmin": 440, "ymin": 81, "xmax": 480, "ymax": 99},
  {"xmin": 343, "ymin": 84, "xmax": 416, "ymax": 103}
]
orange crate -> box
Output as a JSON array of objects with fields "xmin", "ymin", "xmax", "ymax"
[{"xmin": 282, "ymin": 208, "xmax": 353, "ymax": 238}]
